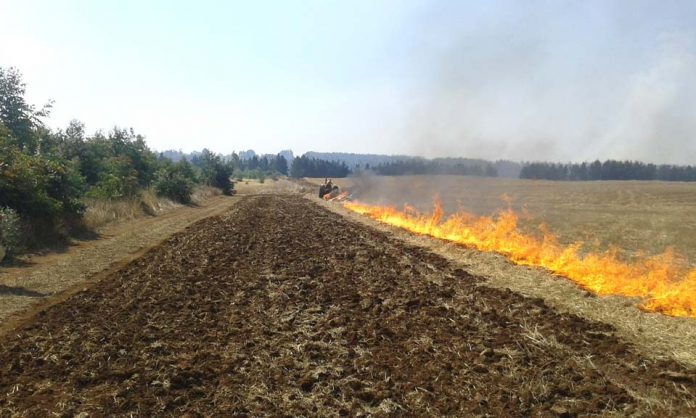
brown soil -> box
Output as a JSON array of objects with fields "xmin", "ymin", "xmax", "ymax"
[
  {"xmin": 1, "ymin": 194, "xmax": 695, "ymax": 417},
  {"xmin": 0, "ymin": 193, "xmax": 238, "ymax": 327}
]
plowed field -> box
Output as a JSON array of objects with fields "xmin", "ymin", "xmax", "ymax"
[{"xmin": 1, "ymin": 194, "xmax": 695, "ymax": 416}]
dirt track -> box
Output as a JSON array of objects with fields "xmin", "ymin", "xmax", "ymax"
[{"xmin": 1, "ymin": 194, "xmax": 695, "ymax": 416}]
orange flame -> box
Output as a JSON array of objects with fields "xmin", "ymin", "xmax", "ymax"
[{"xmin": 344, "ymin": 198, "xmax": 696, "ymax": 318}]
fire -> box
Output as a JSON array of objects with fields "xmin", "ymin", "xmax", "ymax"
[{"xmin": 344, "ymin": 198, "xmax": 696, "ymax": 318}]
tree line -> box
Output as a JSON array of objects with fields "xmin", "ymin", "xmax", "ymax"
[
  {"xmin": 230, "ymin": 154, "xmax": 288, "ymax": 181},
  {"xmin": 373, "ymin": 158, "xmax": 498, "ymax": 177},
  {"xmin": 0, "ymin": 67, "xmax": 233, "ymax": 255},
  {"xmin": 160, "ymin": 150, "xmax": 291, "ymax": 182},
  {"xmin": 520, "ymin": 160, "xmax": 696, "ymax": 182},
  {"xmin": 303, "ymin": 151, "xmax": 414, "ymax": 170},
  {"xmin": 289, "ymin": 155, "xmax": 350, "ymax": 178}
]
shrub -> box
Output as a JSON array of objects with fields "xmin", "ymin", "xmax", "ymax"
[
  {"xmin": 190, "ymin": 149, "xmax": 234, "ymax": 195},
  {"xmin": 0, "ymin": 138, "xmax": 85, "ymax": 221},
  {"xmin": 210, "ymin": 164, "xmax": 234, "ymax": 195},
  {"xmin": 154, "ymin": 168, "xmax": 194, "ymax": 204},
  {"xmin": 0, "ymin": 206, "xmax": 22, "ymax": 258},
  {"xmin": 86, "ymin": 156, "xmax": 139, "ymax": 199}
]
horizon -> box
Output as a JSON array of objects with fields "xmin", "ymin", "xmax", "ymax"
[
  {"xmin": 3, "ymin": 1, "xmax": 696, "ymax": 164},
  {"xmin": 163, "ymin": 148, "xmax": 696, "ymax": 169}
]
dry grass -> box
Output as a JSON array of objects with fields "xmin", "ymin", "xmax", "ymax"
[
  {"xmin": 83, "ymin": 189, "xmax": 178, "ymax": 230},
  {"xmin": 83, "ymin": 186, "xmax": 221, "ymax": 231},
  {"xmin": 191, "ymin": 185, "xmax": 221, "ymax": 202},
  {"xmin": 309, "ymin": 175, "xmax": 696, "ymax": 267}
]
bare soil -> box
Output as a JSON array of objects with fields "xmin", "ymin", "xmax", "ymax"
[
  {"xmin": 0, "ymin": 193, "xmax": 238, "ymax": 327},
  {"xmin": 1, "ymin": 194, "xmax": 695, "ymax": 416}
]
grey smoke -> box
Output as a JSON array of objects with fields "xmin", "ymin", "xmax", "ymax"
[{"xmin": 399, "ymin": 1, "xmax": 696, "ymax": 164}]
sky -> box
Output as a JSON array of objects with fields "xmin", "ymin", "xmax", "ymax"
[{"xmin": 2, "ymin": 0, "xmax": 696, "ymax": 163}]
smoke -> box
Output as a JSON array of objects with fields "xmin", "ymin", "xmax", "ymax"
[
  {"xmin": 345, "ymin": 171, "xmax": 502, "ymax": 216},
  {"xmin": 595, "ymin": 33, "xmax": 696, "ymax": 163},
  {"xmin": 399, "ymin": 1, "xmax": 696, "ymax": 164}
]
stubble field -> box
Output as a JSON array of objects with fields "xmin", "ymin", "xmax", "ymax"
[
  {"xmin": 1, "ymin": 193, "xmax": 695, "ymax": 416},
  {"xmin": 310, "ymin": 175, "xmax": 696, "ymax": 267}
]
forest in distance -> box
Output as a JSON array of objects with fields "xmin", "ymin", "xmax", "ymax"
[{"xmin": 167, "ymin": 150, "xmax": 696, "ymax": 182}]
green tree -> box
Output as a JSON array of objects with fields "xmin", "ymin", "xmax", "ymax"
[
  {"xmin": 192, "ymin": 149, "xmax": 234, "ymax": 194},
  {"xmin": 108, "ymin": 127, "xmax": 158, "ymax": 187},
  {"xmin": 274, "ymin": 154, "xmax": 288, "ymax": 175},
  {"xmin": 0, "ymin": 67, "xmax": 53, "ymax": 153},
  {"xmin": 0, "ymin": 71, "xmax": 85, "ymax": 231},
  {"xmin": 87, "ymin": 156, "xmax": 139, "ymax": 199},
  {"xmin": 0, "ymin": 126, "xmax": 85, "ymax": 220},
  {"xmin": 154, "ymin": 159, "xmax": 195, "ymax": 203}
]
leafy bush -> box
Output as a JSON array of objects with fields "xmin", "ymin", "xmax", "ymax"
[
  {"xmin": 107, "ymin": 127, "xmax": 159, "ymax": 187},
  {"xmin": 154, "ymin": 168, "xmax": 194, "ymax": 204},
  {"xmin": 0, "ymin": 206, "xmax": 21, "ymax": 258},
  {"xmin": 86, "ymin": 156, "xmax": 139, "ymax": 199},
  {"xmin": 191, "ymin": 150, "xmax": 234, "ymax": 195},
  {"xmin": 0, "ymin": 135, "xmax": 85, "ymax": 221},
  {"xmin": 44, "ymin": 157, "xmax": 86, "ymax": 218},
  {"xmin": 211, "ymin": 165, "xmax": 234, "ymax": 195}
]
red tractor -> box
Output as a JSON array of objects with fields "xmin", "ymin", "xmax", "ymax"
[{"xmin": 319, "ymin": 178, "xmax": 340, "ymax": 200}]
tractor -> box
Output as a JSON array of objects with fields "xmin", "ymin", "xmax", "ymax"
[{"xmin": 319, "ymin": 178, "xmax": 340, "ymax": 200}]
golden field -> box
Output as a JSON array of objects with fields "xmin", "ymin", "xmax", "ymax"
[{"xmin": 309, "ymin": 175, "xmax": 696, "ymax": 267}]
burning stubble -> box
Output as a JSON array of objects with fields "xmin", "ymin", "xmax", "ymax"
[{"xmin": 344, "ymin": 197, "xmax": 696, "ymax": 318}]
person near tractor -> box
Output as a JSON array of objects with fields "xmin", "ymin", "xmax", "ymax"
[{"xmin": 319, "ymin": 178, "xmax": 334, "ymax": 198}]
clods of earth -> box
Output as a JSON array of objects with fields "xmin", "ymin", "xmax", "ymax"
[{"xmin": 1, "ymin": 195, "xmax": 695, "ymax": 416}]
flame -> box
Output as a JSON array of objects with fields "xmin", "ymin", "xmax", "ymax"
[{"xmin": 344, "ymin": 198, "xmax": 696, "ymax": 318}]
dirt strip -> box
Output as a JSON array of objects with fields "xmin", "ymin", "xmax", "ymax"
[
  {"xmin": 0, "ymin": 194, "xmax": 238, "ymax": 328},
  {"xmin": 1, "ymin": 194, "xmax": 695, "ymax": 417}
]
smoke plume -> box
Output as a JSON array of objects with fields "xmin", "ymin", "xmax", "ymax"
[{"xmin": 400, "ymin": 1, "xmax": 696, "ymax": 164}]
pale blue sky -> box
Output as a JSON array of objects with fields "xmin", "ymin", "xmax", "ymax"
[{"xmin": 2, "ymin": 1, "xmax": 695, "ymax": 163}]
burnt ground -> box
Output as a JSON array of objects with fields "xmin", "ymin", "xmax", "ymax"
[{"xmin": 1, "ymin": 194, "xmax": 695, "ymax": 417}]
